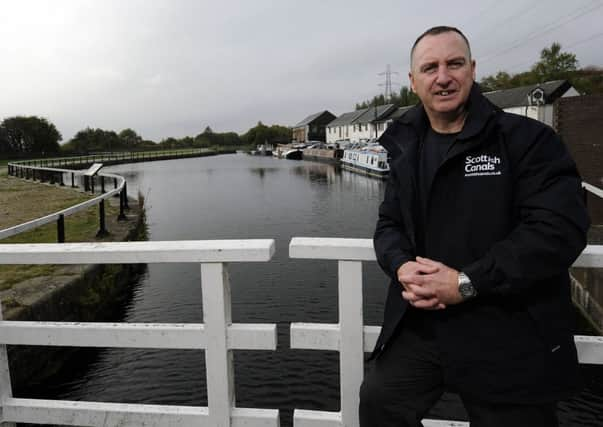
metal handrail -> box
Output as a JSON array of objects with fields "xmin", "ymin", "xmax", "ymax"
[
  {"xmin": 1, "ymin": 162, "xmax": 126, "ymax": 241},
  {"xmin": 583, "ymin": 181, "xmax": 603, "ymax": 200}
]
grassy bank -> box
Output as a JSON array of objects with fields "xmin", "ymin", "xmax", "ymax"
[{"xmin": 0, "ymin": 171, "xmax": 121, "ymax": 292}]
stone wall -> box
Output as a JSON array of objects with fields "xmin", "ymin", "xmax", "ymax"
[{"xmin": 554, "ymin": 94, "xmax": 603, "ymax": 226}]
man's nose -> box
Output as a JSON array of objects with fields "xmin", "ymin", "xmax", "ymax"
[{"xmin": 435, "ymin": 66, "xmax": 452, "ymax": 86}]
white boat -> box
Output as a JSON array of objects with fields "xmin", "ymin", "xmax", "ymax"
[{"xmin": 341, "ymin": 143, "xmax": 389, "ymax": 178}]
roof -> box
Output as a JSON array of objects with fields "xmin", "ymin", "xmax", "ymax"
[
  {"xmin": 483, "ymin": 80, "xmax": 572, "ymax": 109},
  {"xmin": 353, "ymin": 104, "xmax": 397, "ymax": 124},
  {"xmin": 378, "ymin": 105, "xmax": 413, "ymax": 121},
  {"xmin": 293, "ymin": 110, "xmax": 336, "ymax": 128},
  {"xmin": 327, "ymin": 109, "xmax": 367, "ymax": 127}
]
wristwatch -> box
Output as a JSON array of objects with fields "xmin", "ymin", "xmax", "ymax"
[{"xmin": 458, "ymin": 272, "xmax": 477, "ymax": 300}]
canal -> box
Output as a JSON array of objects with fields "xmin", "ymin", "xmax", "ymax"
[{"xmin": 24, "ymin": 154, "xmax": 603, "ymax": 426}]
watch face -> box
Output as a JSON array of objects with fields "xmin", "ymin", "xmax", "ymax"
[{"xmin": 460, "ymin": 282, "xmax": 475, "ymax": 298}]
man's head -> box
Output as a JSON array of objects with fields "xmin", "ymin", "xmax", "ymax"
[{"xmin": 409, "ymin": 26, "xmax": 475, "ymax": 125}]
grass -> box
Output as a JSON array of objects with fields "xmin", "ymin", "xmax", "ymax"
[{"xmin": 0, "ymin": 171, "xmax": 121, "ymax": 291}]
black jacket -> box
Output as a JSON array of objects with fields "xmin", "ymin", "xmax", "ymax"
[{"xmin": 373, "ymin": 84, "xmax": 590, "ymax": 403}]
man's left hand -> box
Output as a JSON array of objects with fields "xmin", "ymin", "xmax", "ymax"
[{"xmin": 402, "ymin": 256, "xmax": 463, "ymax": 308}]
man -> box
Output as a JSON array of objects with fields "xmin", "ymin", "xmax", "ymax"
[{"xmin": 359, "ymin": 26, "xmax": 589, "ymax": 427}]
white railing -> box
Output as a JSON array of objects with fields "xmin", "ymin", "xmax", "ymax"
[
  {"xmin": 583, "ymin": 181, "xmax": 603, "ymax": 200},
  {"xmin": 289, "ymin": 238, "xmax": 603, "ymax": 427},
  {"xmin": 0, "ymin": 240, "xmax": 278, "ymax": 427},
  {"xmin": 0, "ymin": 239, "xmax": 601, "ymax": 426}
]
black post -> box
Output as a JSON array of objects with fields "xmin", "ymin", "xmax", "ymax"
[
  {"xmin": 91, "ymin": 176, "xmax": 95, "ymax": 193},
  {"xmin": 118, "ymin": 191, "xmax": 127, "ymax": 220},
  {"xmin": 84, "ymin": 176, "xmax": 89, "ymax": 192},
  {"xmin": 101, "ymin": 176, "xmax": 105, "ymax": 193},
  {"xmin": 114, "ymin": 178, "xmax": 118, "ymax": 189},
  {"xmin": 59, "ymin": 172, "xmax": 65, "ymax": 186},
  {"xmin": 71, "ymin": 172, "xmax": 75, "ymax": 188},
  {"xmin": 57, "ymin": 214, "xmax": 65, "ymax": 243},
  {"xmin": 97, "ymin": 200, "xmax": 109, "ymax": 237},
  {"xmin": 123, "ymin": 182, "xmax": 129, "ymax": 209}
]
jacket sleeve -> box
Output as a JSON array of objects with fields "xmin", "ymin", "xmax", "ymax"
[
  {"xmin": 463, "ymin": 125, "xmax": 590, "ymax": 295},
  {"xmin": 374, "ymin": 161, "xmax": 416, "ymax": 280}
]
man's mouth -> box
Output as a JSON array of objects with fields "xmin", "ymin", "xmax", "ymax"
[{"xmin": 436, "ymin": 90, "xmax": 455, "ymax": 96}]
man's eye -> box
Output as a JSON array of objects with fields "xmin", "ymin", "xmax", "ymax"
[
  {"xmin": 449, "ymin": 62, "xmax": 464, "ymax": 69},
  {"xmin": 423, "ymin": 65, "xmax": 436, "ymax": 73}
]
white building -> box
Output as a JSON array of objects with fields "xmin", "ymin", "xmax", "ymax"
[
  {"xmin": 483, "ymin": 80, "xmax": 579, "ymax": 127},
  {"xmin": 325, "ymin": 110, "xmax": 366, "ymax": 145},
  {"xmin": 326, "ymin": 104, "xmax": 398, "ymax": 145}
]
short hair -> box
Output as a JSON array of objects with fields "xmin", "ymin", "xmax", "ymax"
[{"xmin": 410, "ymin": 26, "xmax": 471, "ymax": 66}]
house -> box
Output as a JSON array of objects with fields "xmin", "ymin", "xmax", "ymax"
[
  {"xmin": 483, "ymin": 80, "xmax": 579, "ymax": 126},
  {"xmin": 325, "ymin": 110, "xmax": 366, "ymax": 145},
  {"xmin": 374, "ymin": 105, "xmax": 413, "ymax": 130},
  {"xmin": 291, "ymin": 110, "xmax": 337, "ymax": 143},
  {"xmin": 349, "ymin": 104, "xmax": 398, "ymax": 142},
  {"xmin": 326, "ymin": 104, "xmax": 400, "ymax": 145}
]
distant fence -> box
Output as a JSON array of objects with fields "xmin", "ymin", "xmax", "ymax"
[{"xmin": 8, "ymin": 148, "xmax": 216, "ymax": 171}]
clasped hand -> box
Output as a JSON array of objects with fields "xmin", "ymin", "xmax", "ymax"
[{"xmin": 396, "ymin": 257, "xmax": 462, "ymax": 310}]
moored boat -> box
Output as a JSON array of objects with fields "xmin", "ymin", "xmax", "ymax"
[{"xmin": 341, "ymin": 143, "xmax": 389, "ymax": 178}]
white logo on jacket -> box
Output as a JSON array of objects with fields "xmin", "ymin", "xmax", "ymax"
[{"xmin": 464, "ymin": 154, "xmax": 502, "ymax": 177}]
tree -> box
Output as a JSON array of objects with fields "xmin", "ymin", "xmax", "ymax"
[
  {"xmin": 62, "ymin": 128, "xmax": 121, "ymax": 154},
  {"xmin": 118, "ymin": 128, "xmax": 143, "ymax": 149},
  {"xmin": 0, "ymin": 116, "xmax": 61, "ymax": 156},
  {"xmin": 479, "ymin": 42, "xmax": 584, "ymax": 92},
  {"xmin": 531, "ymin": 42, "xmax": 578, "ymax": 82},
  {"xmin": 355, "ymin": 86, "xmax": 419, "ymax": 110},
  {"xmin": 241, "ymin": 121, "xmax": 290, "ymax": 146}
]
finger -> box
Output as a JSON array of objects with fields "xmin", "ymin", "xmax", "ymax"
[
  {"xmin": 401, "ymin": 290, "xmax": 420, "ymax": 302},
  {"xmin": 399, "ymin": 273, "xmax": 424, "ymax": 286},
  {"xmin": 412, "ymin": 297, "xmax": 441, "ymax": 309},
  {"xmin": 407, "ymin": 284, "xmax": 436, "ymax": 298},
  {"xmin": 416, "ymin": 256, "xmax": 442, "ymax": 267},
  {"xmin": 414, "ymin": 263, "xmax": 439, "ymax": 274}
]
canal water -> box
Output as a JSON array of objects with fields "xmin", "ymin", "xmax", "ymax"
[{"xmin": 25, "ymin": 154, "xmax": 602, "ymax": 426}]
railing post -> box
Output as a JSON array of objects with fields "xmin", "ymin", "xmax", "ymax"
[
  {"xmin": 201, "ymin": 262, "xmax": 234, "ymax": 427},
  {"xmin": 113, "ymin": 178, "xmax": 118, "ymax": 189},
  {"xmin": 59, "ymin": 172, "xmax": 64, "ymax": 186},
  {"xmin": 338, "ymin": 261, "xmax": 364, "ymax": 427},
  {"xmin": 97, "ymin": 200, "xmax": 109, "ymax": 237},
  {"xmin": 101, "ymin": 176, "xmax": 105, "ymax": 193},
  {"xmin": 0, "ymin": 302, "xmax": 16, "ymax": 427},
  {"xmin": 90, "ymin": 176, "xmax": 95, "ymax": 193},
  {"xmin": 71, "ymin": 173, "xmax": 75, "ymax": 188},
  {"xmin": 118, "ymin": 191, "xmax": 127, "ymax": 221},
  {"xmin": 123, "ymin": 182, "xmax": 129, "ymax": 209},
  {"xmin": 57, "ymin": 214, "xmax": 65, "ymax": 243}
]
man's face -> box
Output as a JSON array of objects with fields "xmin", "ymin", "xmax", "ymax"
[{"xmin": 409, "ymin": 32, "xmax": 476, "ymax": 118}]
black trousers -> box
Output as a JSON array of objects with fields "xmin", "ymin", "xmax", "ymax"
[{"xmin": 359, "ymin": 322, "xmax": 558, "ymax": 427}]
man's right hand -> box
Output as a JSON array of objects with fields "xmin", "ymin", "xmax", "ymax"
[{"xmin": 397, "ymin": 261, "xmax": 445, "ymax": 310}]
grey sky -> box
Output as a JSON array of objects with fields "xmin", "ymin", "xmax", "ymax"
[{"xmin": 1, "ymin": 0, "xmax": 602, "ymax": 142}]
